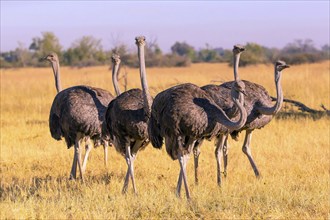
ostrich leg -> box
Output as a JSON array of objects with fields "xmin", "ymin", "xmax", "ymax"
[
  {"xmin": 82, "ymin": 137, "xmax": 92, "ymax": 173},
  {"xmin": 178, "ymin": 150, "xmax": 191, "ymax": 200},
  {"xmin": 176, "ymin": 169, "xmax": 183, "ymax": 197},
  {"xmin": 75, "ymin": 137, "xmax": 85, "ymax": 183},
  {"xmin": 122, "ymin": 166, "xmax": 130, "ymax": 194},
  {"xmin": 103, "ymin": 142, "xmax": 109, "ymax": 167},
  {"xmin": 223, "ymin": 135, "xmax": 229, "ymax": 177},
  {"xmin": 177, "ymin": 140, "xmax": 196, "ymax": 197},
  {"xmin": 122, "ymin": 146, "xmax": 137, "ymax": 194},
  {"xmin": 215, "ymin": 134, "xmax": 226, "ymax": 186},
  {"xmin": 242, "ymin": 129, "xmax": 260, "ymax": 177},
  {"xmin": 193, "ymin": 139, "xmax": 202, "ymax": 185},
  {"xmin": 69, "ymin": 149, "xmax": 78, "ymax": 180}
]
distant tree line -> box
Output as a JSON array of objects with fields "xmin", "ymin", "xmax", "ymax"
[{"xmin": 1, "ymin": 32, "xmax": 329, "ymax": 68}]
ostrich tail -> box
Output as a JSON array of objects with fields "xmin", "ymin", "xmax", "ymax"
[
  {"xmin": 148, "ymin": 115, "xmax": 163, "ymax": 149},
  {"xmin": 230, "ymin": 131, "xmax": 240, "ymax": 141},
  {"xmin": 104, "ymin": 107, "xmax": 114, "ymax": 142},
  {"xmin": 49, "ymin": 113, "xmax": 62, "ymax": 141},
  {"xmin": 101, "ymin": 120, "xmax": 111, "ymax": 142}
]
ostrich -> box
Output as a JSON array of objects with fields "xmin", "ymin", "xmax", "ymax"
[
  {"xmin": 79, "ymin": 54, "xmax": 122, "ymax": 170},
  {"xmin": 192, "ymin": 45, "xmax": 245, "ymax": 185},
  {"xmin": 196, "ymin": 56, "xmax": 289, "ymax": 184},
  {"xmin": 223, "ymin": 60, "xmax": 290, "ymax": 178},
  {"xmin": 105, "ymin": 36, "xmax": 152, "ymax": 194},
  {"xmin": 44, "ymin": 53, "xmax": 121, "ymax": 169},
  {"xmin": 148, "ymin": 79, "xmax": 247, "ymax": 199},
  {"xmin": 44, "ymin": 52, "xmax": 120, "ymax": 182}
]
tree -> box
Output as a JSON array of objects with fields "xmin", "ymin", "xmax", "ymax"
[
  {"xmin": 171, "ymin": 41, "xmax": 196, "ymax": 61},
  {"xmin": 280, "ymin": 39, "xmax": 324, "ymax": 64},
  {"xmin": 111, "ymin": 44, "xmax": 136, "ymax": 67},
  {"xmin": 237, "ymin": 43, "xmax": 269, "ymax": 66},
  {"xmin": 282, "ymin": 39, "xmax": 318, "ymax": 54},
  {"xmin": 63, "ymin": 36, "xmax": 106, "ymax": 67},
  {"xmin": 0, "ymin": 44, "xmax": 33, "ymax": 68},
  {"xmin": 29, "ymin": 32, "xmax": 62, "ymax": 66},
  {"xmin": 0, "ymin": 51, "xmax": 18, "ymax": 68},
  {"xmin": 144, "ymin": 38, "xmax": 162, "ymax": 67},
  {"xmin": 263, "ymin": 47, "xmax": 280, "ymax": 63},
  {"xmin": 321, "ymin": 44, "xmax": 330, "ymax": 59},
  {"xmin": 197, "ymin": 44, "xmax": 221, "ymax": 63},
  {"xmin": 29, "ymin": 32, "xmax": 62, "ymax": 56},
  {"xmin": 15, "ymin": 42, "xmax": 32, "ymax": 67}
]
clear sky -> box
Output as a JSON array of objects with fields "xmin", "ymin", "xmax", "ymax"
[{"xmin": 1, "ymin": 1, "xmax": 329, "ymax": 52}]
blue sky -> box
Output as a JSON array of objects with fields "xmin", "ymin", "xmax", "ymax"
[{"xmin": 1, "ymin": 1, "xmax": 329, "ymax": 52}]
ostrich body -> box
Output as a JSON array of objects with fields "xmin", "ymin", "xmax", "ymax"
[
  {"xmin": 148, "ymin": 79, "xmax": 247, "ymax": 199},
  {"xmin": 197, "ymin": 58, "xmax": 289, "ymax": 184},
  {"xmin": 105, "ymin": 36, "xmax": 152, "ymax": 194},
  {"xmin": 45, "ymin": 52, "xmax": 118, "ymax": 181}
]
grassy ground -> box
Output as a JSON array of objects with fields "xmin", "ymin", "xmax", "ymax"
[{"xmin": 1, "ymin": 61, "xmax": 329, "ymax": 219}]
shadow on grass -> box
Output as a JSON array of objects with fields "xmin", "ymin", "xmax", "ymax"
[{"xmin": 0, "ymin": 172, "xmax": 116, "ymax": 202}]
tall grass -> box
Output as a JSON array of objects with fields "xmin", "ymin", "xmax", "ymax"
[{"xmin": 1, "ymin": 61, "xmax": 329, "ymax": 219}]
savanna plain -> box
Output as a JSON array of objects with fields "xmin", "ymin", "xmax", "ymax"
[{"xmin": 1, "ymin": 61, "xmax": 329, "ymax": 219}]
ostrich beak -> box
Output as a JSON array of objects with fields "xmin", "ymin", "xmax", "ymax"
[{"xmin": 284, "ymin": 64, "xmax": 290, "ymax": 69}]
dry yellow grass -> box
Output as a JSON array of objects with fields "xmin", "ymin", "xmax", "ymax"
[{"xmin": 1, "ymin": 61, "xmax": 329, "ymax": 219}]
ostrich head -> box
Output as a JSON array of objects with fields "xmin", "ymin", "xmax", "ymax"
[
  {"xmin": 135, "ymin": 36, "xmax": 146, "ymax": 46},
  {"xmin": 111, "ymin": 53, "xmax": 121, "ymax": 65},
  {"xmin": 274, "ymin": 60, "xmax": 290, "ymax": 82},
  {"xmin": 43, "ymin": 52, "xmax": 59, "ymax": 63},
  {"xmin": 233, "ymin": 44, "xmax": 245, "ymax": 55}
]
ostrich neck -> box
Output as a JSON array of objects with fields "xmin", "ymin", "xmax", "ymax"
[
  {"xmin": 215, "ymin": 92, "xmax": 247, "ymax": 131},
  {"xmin": 112, "ymin": 63, "xmax": 121, "ymax": 96},
  {"xmin": 137, "ymin": 44, "xmax": 152, "ymax": 115},
  {"xmin": 234, "ymin": 53, "xmax": 241, "ymax": 81},
  {"xmin": 51, "ymin": 60, "xmax": 62, "ymax": 93},
  {"xmin": 257, "ymin": 72, "xmax": 283, "ymax": 115}
]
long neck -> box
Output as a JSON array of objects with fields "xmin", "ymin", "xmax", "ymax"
[
  {"xmin": 233, "ymin": 53, "xmax": 241, "ymax": 81},
  {"xmin": 216, "ymin": 92, "xmax": 247, "ymax": 130},
  {"xmin": 137, "ymin": 44, "xmax": 152, "ymax": 115},
  {"xmin": 51, "ymin": 60, "xmax": 62, "ymax": 93},
  {"xmin": 112, "ymin": 62, "xmax": 121, "ymax": 96},
  {"xmin": 257, "ymin": 71, "xmax": 283, "ymax": 115}
]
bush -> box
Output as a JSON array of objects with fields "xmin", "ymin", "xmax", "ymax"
[{"xmin": 1, "ymin": 35, "xmax": 328, "ymax": 69}]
